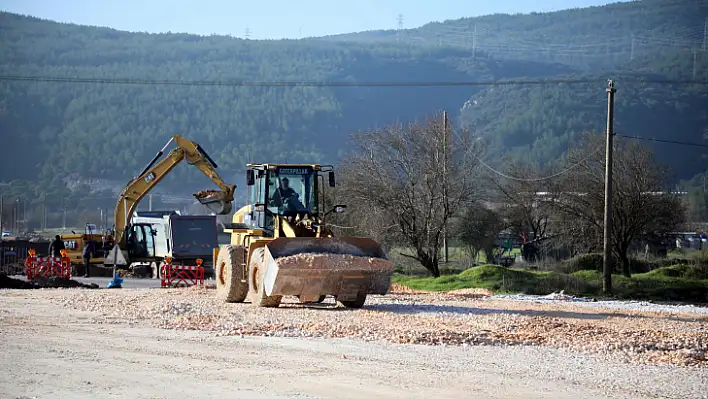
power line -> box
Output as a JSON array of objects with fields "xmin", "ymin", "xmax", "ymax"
[
  {"xmin": 616, "ymin": 134, "xmax": 708, "ymax": 148},
  {"xmin": 475, "ymin": 145, "xmax": 605, "ymax": 182},
  {"xmin": 0, "ymin": 75, "xmax": 706, "ymax": 87},
  {"xmin": 448, "ymin": 124, "xmax": 605, "ymax": 182}
]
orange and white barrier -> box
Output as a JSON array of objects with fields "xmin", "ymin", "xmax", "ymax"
[
  {"xmin": 160, "ymin": 257, "xmax": 205, "ymax": 288},
  {"xmin": 24, "ymin": 249, "xmax": 71, "ymax": 280}
]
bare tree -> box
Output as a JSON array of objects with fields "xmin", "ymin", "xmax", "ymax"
[
  {"xmin": 551, "ymin": 133, "xmax": 686, "ymax": 277},
  {"xmin": 322, "ymin": 183, "xmax": 401, "ymax": 252},
  {"xmin": 339, "ymin": 112, "xmax": 485, "ymax": 277},
  {"xmin": 492, "ymin": 159, "xmax": 558, "ymax": 241}
]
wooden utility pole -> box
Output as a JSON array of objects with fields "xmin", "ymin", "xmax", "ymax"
[
  {"xmin": 443, "ymin": 111, "xmax": 449, "ymax": 264},
  {"xmin": 603, "ymin": 80, "xmax": 617, "ymax": 294}
]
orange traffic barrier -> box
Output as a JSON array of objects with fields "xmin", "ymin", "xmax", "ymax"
[
  {"xmin": 25, "ymin": 249, "xmax": 71, "ymax": 280},
  {"xmin": 160, "ymin": 257, "xmax": 205, "ymax": 288}
]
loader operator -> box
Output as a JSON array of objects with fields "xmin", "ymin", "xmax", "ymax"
[
  {"xmin": 270, "ymin": 177, "xmax": 307, "ymax": 214},
  {"xmin": 270, "ymin": 177, "xmax": 297, "ymax": 206}
]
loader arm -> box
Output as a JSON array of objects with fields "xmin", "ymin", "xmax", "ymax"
[{"xmin": 114, "ymin": 134, "xmax": 235, "ymax": 247}]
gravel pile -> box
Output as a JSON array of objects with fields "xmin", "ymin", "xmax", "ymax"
[{"xmin": 52, "ymin": 286, "xmax": 707, "ymax": 368}]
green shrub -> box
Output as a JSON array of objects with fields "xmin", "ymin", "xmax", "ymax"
[{"xmin": 393, "ymin": 264, "xmax": 708, "ymax": 303}]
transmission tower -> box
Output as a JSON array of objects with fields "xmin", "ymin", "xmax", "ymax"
[
  {"xmin": 397, "ymin": 14, "xmax": 404, "ymax": 42},
  {"xmin": 245, "ymin": 27, "xmax": 251, "ymax": 40}
]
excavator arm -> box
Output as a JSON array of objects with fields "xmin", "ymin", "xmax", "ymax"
[{"xmin": 113, "ymin": 134, "xmax": 235, "ymax": 246}]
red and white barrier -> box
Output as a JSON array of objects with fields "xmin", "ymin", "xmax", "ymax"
[
  {"xmin": 160, "ymin": 258, "xmax": 205, "ymax": 288},
  {"xmin": 25, "ymin": 256, "xmax": 71, "ymax": 280}
]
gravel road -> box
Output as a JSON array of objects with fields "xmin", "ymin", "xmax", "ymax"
[{"xmin": 1, "ymin": 287, "xmax": 707, "ymax": 399}]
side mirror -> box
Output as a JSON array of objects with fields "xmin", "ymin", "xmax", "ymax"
[
  {"xmin": 254, "ymin": 203, "xmax": 266, "ymax": 212},
  {"xmin": 324, "ymin": 204, "xmax": 347, "ymax": 217},
  {"xmin": 328, "ymin": 171, "xmax": 336, "ymax": 187},
  {"xmin": 246, "ymin": 170, "xmax": 255, "ymax": 186}
]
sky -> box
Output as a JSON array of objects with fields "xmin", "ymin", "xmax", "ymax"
[{"xmin": 0, "ymin": 0, "xmax": 627, "ymax": 40}]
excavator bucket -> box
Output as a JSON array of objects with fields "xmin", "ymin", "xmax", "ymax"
[
  {"xmin": 259, "ymin": 237, "xmax": 395, "ymax": 303},
  {"xmin": 194, "ymin": 190, "xmax": 233, "ymax": 214}
]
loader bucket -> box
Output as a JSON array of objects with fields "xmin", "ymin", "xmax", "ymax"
[{"xmin": 259, "ymin": 237, "xmax": 395, "ymax": 303}]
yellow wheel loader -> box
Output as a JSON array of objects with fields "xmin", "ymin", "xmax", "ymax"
[{"xmin": 215, "ymin": 164, "xmax": 394, "ymax": 308}]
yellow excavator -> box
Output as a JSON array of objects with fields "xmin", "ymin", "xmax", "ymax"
[
  {"xmin": 215, "ymin": 163, "xmax": 394, "ymax": 308},
  {"xmin": 62, "ymin": 134, "xmax": 235, "ymax": 275}
]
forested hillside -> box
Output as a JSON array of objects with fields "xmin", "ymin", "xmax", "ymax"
[
  {"xmin": 326, "ymin": 0, "xmax": 708, "ymax": 71},
  {"xmin": 0, "ymin": 0, "xmax": 707, "ymax": 219},
  {"xmin": 460, "ymin": 48, "xmax": 708, "ymax": 178},
  {"xmin": 0, "ymin": 11, "xmax": 568, "ymax": 195}
]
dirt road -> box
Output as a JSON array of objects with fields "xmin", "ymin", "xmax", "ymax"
[{"xmin": 1, "ymin": 289, "xmax": 707, "ymax": 399}]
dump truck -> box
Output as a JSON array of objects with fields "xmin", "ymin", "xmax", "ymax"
[{"xmin": 215, "ymin": 163, "xmax": 394, "ymax": 308}]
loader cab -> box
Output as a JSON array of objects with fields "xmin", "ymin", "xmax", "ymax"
[{"xmin": 246, "ymin": 164, "xmax": 335, "ymax": 232}]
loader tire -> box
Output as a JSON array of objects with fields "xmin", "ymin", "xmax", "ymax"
[
  {"xmin": 216, "ymin": 245, "xmax": 248, "ymax": 303},
  {"xmin": 248, "ymin": 247, "xmax": 281, "ymax": 308},
  {"xmin": 337, "ymin": 293, "xmax": 367, "ymax": 309}
]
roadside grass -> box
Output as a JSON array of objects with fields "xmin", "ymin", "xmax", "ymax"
[{"xmin": 393, "ymin": 261, "xmax": 708, "ymax": 303}]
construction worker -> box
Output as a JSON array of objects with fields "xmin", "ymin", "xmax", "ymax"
[
  {"xmin": 82, "ymin": 240, "xmax": 96, "ymax": 278},
  {"xmin": 102, "ymin": 235, "xmax": 114, "ymax": 258},
  {"xmin": 270, "ymin": 177, "xmax": 298, "ymax": 208},
  {"xmin": 48, "ymin": 235, "xmax": 65, "ymax": 258}
]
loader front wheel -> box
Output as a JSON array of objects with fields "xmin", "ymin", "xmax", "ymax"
[
  {"xmin": 216, "ymin": 245, "xmax": 248, "ymax": 303},
  {"xmin": 337, "ymin": 293, "xmax": 367, "ymax": 309},
  {"xmin": 249, "ymin": 247, "xmax": 282, "ymax": 308}
]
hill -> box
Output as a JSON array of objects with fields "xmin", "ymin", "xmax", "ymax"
[
  {"xmin": 460, "ymin": 48, "xmax": 708, "ymax": 177},
  {"xmin": 0, "ymin": 0, "xmax": 707, "ymax": 226},
  {"xmin": 324, "ymin": 0, "xmax": 708, "ymax": 71}
]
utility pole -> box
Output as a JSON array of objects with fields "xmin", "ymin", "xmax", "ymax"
[
  {"xmin": 62, "ymin": 198, "xmax": 67, "ymax": 232},
  {"xmin": 630, "ymin": 35, "xmax": 635, "ymax": 61},
  {"xmin": 472, "ymin": 24, "xmax": 477, "ymax": 58},
  {"xmin": 442, "ymin": 111, "xmax": 449, "ymax": 264},
  {"xmin": 603, "ymin": 80, "xmax": 617, "ymax": 294},
  {"xmin": 397, "ymin": 14, "xmax": 404, "ymax": 42},
  {"xmin": 14, "ymin": 199, "xmax": 19, "ymax": 235}
]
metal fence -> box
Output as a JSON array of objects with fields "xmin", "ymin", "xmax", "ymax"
[{"xmin": 0, "ymin": 240, "xmax": 49, "ymax": 275}]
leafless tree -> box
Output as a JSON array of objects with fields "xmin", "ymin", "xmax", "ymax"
[
  {"xmin": 550, "ymin": 133, "xmax": 686, "ymax": 277},
  {"xmin": 491, "ymin": 159, "xmax": 558, "ymax": 241},
  {"xmin": 322, "ymin": 183, "xmax": 401, "ymax": 252},
  {"xmin": 339, "ymin": 112, "xmax": 485, "ymax": 277}
]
